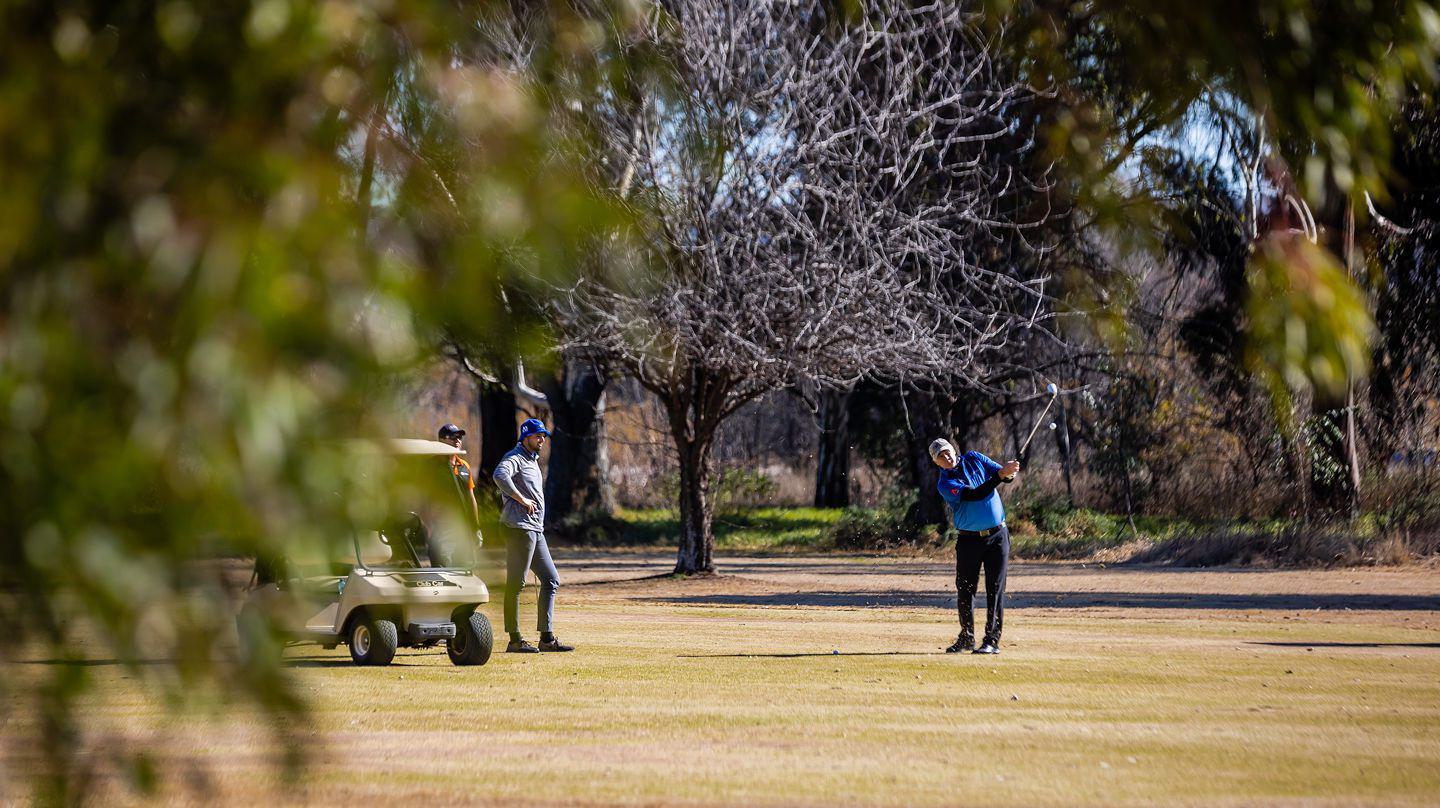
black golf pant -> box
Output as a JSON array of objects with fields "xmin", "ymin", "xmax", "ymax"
[{"xmin": 955, "ymin": 526, "xmax": 1010, "ymax": 644}]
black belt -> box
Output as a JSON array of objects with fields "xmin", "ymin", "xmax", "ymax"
[{"xmin": 957, "ymin": 524, "xmax": 1005, "ymax": 539}]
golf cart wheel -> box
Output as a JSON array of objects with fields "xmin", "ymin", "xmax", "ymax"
[
  {"xmin": 349, "ymin": 613, "xmax": 398, "ymax": 666},
  {"xmin": 447, "ymin": 611, "xmax": 493, "ymax": 666}
]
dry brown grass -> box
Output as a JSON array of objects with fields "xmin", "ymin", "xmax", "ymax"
[{"xmin": 5, "ymin": 554, "xmax": 1440, "ymax": 806}]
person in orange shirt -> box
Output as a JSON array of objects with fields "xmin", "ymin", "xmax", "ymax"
[{"xmin": 438, "ymin": 423, "xmax": 480, "ymax": 527}]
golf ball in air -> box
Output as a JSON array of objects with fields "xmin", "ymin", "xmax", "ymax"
[
  {"xmin": 1046, "ymin": 382, "xmax": 1058, "ymax": 395},
  {"xmin": 1048, "ymin": 422, "xmax": 1057, "ymax": 430}
]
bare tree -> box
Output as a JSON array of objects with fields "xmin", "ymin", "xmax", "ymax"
[{"xmin": 557, "ymin": 0, "xmax": 1055, "ymax": 573}]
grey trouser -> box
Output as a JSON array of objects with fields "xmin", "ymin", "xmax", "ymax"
[{"xmin": 502, "ymin": 527, "xmax": 559, "ymax": 635}]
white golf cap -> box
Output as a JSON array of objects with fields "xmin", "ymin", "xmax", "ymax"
[{"xmin": 928, "ymin": 438, "xmax": 955, "ymax": 460}]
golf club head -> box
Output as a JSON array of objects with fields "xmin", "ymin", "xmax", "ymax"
[{"xmin": 1045, "ymin": 382, "xmax": 1058, "ymax": 396}]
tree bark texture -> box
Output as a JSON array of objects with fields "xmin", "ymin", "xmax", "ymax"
[
  {"xmin": 673, "ymin": 437, "xmax": 715, "ymax": 574},
  {"xmin": 1342, "ymin": 201, "xmax": 1364, "ymax": 514},
  {"xmin": 478, "ymin": 381, "xmax": 517, "ymax": 482},
  {"xmin": 664, "ymin": 365, "xmax": 729, "ymax": 575},
  {"xmin": 814, "ymin": 388, "xmax": 852, "ymax": 508},
  {"xmin": 902, "ymin": 389, "xmax": 949, "ymax": 528},
  {"xmin": 539, "ymin": 358, "xmax": 615, "ymax": 526},
  {"xmin": 1055, "ymin": 397, "xmax": 1075, "ymax": 507}
]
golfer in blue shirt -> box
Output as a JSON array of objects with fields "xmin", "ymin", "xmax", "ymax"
[{"xmin": 931, "ymin": 438, "xmax": 1020, "ymax": 655}]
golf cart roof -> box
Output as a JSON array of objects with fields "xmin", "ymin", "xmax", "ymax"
[{"xmin": 348, "ymin": 438, "xmax": 466, "ymax": 456}]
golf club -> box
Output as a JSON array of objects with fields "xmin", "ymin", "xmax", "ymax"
[{"xmin": 1019, "ymin": 382, "xmax": 1059, "ymax": 455}]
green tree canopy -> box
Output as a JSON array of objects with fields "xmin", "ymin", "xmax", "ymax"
[{"xmin": 999, "ymin": 0, "xmax": 1440, "ymax": 402}]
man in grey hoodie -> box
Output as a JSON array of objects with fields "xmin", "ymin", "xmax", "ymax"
[{"xmin": 492, "ymin": 418, "xmax": 573, "ymax": 653}]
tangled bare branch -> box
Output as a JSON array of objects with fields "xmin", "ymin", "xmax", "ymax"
[{"xmin": 555, "ymin": 0, "xmax": 1055, "ymax": 414}]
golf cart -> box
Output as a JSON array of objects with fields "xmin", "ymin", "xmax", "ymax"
[{"xmin": 238, "ymin": 439, "xmax": 493, "ymax": 667}]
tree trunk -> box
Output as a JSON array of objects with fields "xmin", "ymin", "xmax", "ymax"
[
  {"xmin": 540, "ymin": 357, "xmax": 615, "ymax": 526},
  {"xmin": 1055, "ymin": 397, "xmax": 1074, "ymax": 508},
  {"xmin": 674, "ymin": 437, "xmax": 715, "ymax": 574},
  {"xmin": 1120, "ymin": 453, "xmax": 1140, "ymax": 536},
  {"xmin": 1345, "ymin": 383, "xmax": 1362, "ymax": 512},
  {"xmin": 478, "ymin": 381, "xmax": 517, "ymax": 482},
  {"xmin": 901, "ymin": 389, "xmax": 948, "ymax": 528},
  {"xmin": 664, "ymin": 366, "xmax": 727, "ymax": 575},
  {"xmin": 355, "ymin": 106, "xmax": 381, "ymax": 235},
  {"xmin": 813, "ymin": 387, "xmax": 852, "ymax": 508},
  {"xmin": 1341, "ymin": 200, "xmax": 1363, "ymax": 515},
  {"xmin": 1004, "ymin": 396, "xmax": 1026, "ymax": 463},
  {"xmin": 1280, "ymin": 431, "xmax": 1310, "ymax": 519}
]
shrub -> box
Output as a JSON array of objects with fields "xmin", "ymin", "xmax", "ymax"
[
  {"xmin": 824, "ymin": 491, "xmax": 941, "ymax": 550},
  {"xmin": 1009, "ymin": 494, "xmax": 1118, "ymax": 537},
  {"xmin": 652, "ymin": 466, "xmax": 780, "ymax": 513},
  {"xmin": 545, "ymin": 508, "xmax": 629, "ymax": 545},
  {"xmin": 1126, "ymin": 471, "xmax": 1440, "ymax": 567},
  {"xmin": 1133, "ymin": 526, "xmax": 1370, "ymax": 567},
  {"xmin": 1365, "ymin": 470, "xmax": 1440, "ymax": 560},
  {"xmin": 1005, "ymin": 494, "xmax": 1135, "ymax": 558}
]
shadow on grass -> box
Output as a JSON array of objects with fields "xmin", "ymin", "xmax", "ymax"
[
  {"xmin": 281, "ymin": 655, "xmax": 425, "ymax": 667},
  {"xmin": 565, "ymin": 557, "xmax": 907, "ymax": 575},
  {"xmin": 646, "ymin": 591, "xmax": 1440, "ymax": 611},
  {"xmin": 679, "ymin": 651, "xmax": 940, "ymax": 658},
  {"xmin": 1247, "ymin": 641, "xmax": 1440, "ymax": 649},
  {"xmin": 571, "ymin": 572, "xmax": 696, "ymax": 587}
]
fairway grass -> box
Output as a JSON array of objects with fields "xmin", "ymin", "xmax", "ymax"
[{"xmin": 6, "ymin": 558, "xmax": 1440, "ymax": 806}]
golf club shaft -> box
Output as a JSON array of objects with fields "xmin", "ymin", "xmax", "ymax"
[{"xmin": 1019, "ymin": 394, "xmax": 1057, "ymax": 455}]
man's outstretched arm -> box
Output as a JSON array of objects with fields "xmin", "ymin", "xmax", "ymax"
[
  {"xmin": 940, "ymin": 473, "xmax": 1003, "ymax": 503},
  {"xmin": 956, "ymin": 475, "xmax": 1003, "ymax": 501}
]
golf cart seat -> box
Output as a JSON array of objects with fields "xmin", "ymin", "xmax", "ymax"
[{"xmin": 356, "ymin": 529, "xmax": 416, "ymax": 568}]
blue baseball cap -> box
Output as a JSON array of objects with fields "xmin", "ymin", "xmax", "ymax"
[{"xmin": 518, "ymin": 418, "xmax": 550, "ymax": 441}]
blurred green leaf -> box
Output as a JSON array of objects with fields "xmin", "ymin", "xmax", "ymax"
[
  {"xmin": 0, "ymin": 0, "xmax": 634, "ymax": 802},
  {"xmin": 1245, "ymin": 234, "xmax": 1375, "ymax": 421}
]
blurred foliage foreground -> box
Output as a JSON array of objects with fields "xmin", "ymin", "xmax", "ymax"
[{"xmin": 0, "ymin": 0, "xmax": 632, "ymax": 802}]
